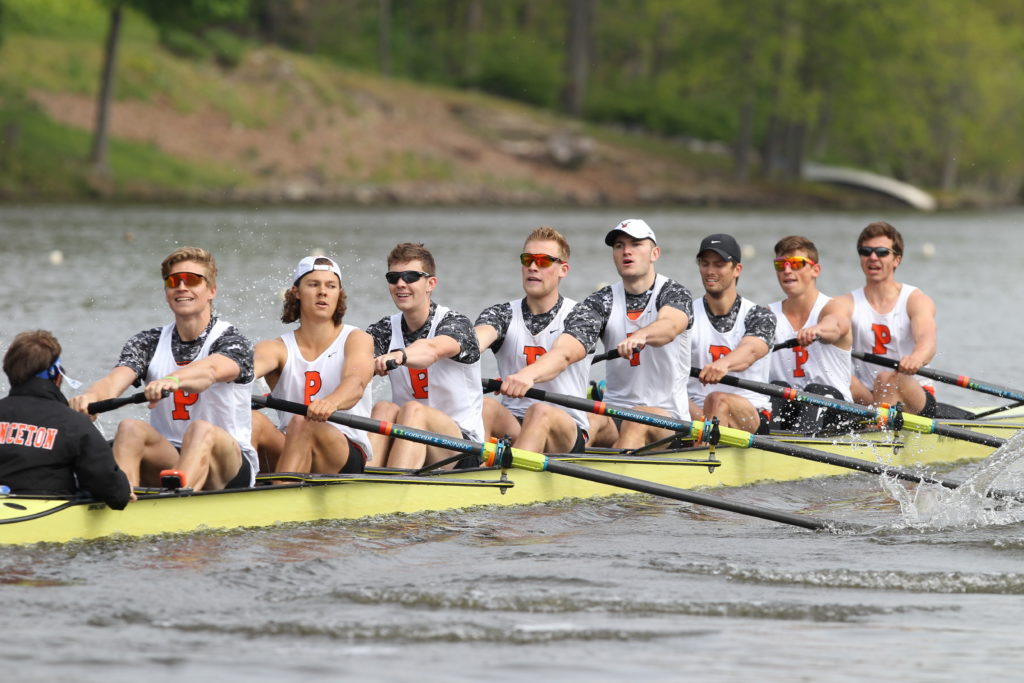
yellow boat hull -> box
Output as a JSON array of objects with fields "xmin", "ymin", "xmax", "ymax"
[{"xmin": 2, "ymin": 418, "xmax": 1016, "ymax": 545}]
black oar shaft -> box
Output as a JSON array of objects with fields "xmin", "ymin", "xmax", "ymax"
[
  {"xmin": 256, "ymin": 395, "xmax": 488, "ymax": 457},
  {"xmin": 853, "ymin": 351, "xmax": 1024, "ymax": 403},
  {"xmin": 543, "ymin": 459, "xmax": 832, "ymax": 530},
  {"xmin": 88, "ymin": 391, "xmax": 149, "ymax": 415}
]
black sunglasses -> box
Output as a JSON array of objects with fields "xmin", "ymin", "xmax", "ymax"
[
  {"xmin": 857, "ymin": 246, "xmax": 893, "ymax": 258},
  {"xmin": 385, "ymin": 270, "xmax": 431, "ymax": 285}
]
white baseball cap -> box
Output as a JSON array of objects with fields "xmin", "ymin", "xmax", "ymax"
[
  {"xmin": 292, "ymin": 255, "xmax": 342, "ymax": 285},
  {"xmin": 604, "ymin": 218, "xmax": 657, "ymax": 246}
]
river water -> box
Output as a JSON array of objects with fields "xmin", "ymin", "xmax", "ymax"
[{"xmin": 1, "ymin": 204, "xmax": 1023, "ymax": 681}]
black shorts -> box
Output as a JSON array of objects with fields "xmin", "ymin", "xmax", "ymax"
[
  {"xmin": 339, "ymin": 438, "xmax": 367, "ymax": 474},
  {"xmin": 920, "ymin": 387, "xmax": 937, "ymax": 418},
  {"xmin": 225, "ymin": 457, "xmax": 252, "ymax": 489}
]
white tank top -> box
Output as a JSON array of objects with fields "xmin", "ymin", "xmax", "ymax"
[
  {"xmin": 688, "ymin": 297, "xmax": 771, "ymax": 410},
  {"xmin": 270, "ymin": 327, "xmax": 373, "ymax": 461},
  {"xmin": 850, "ymin": 285, "xmax": 925, "ymax": 388},
  {"xmin": 602, "ymin": 275, "xmax": 690, "ymax": 420},
  {"xmin": 146, "ymin": 320, "xmax": 256, "ymax": 485},
  {"xmin": 387, "ymin": 306, "xmax": 485, "ymax": 442},
  {"xmin": 493, "ymin": 297, "xmax": 591, "ymax": 432},
  {"xmin": 769, "ymin": 293, "xmax": 853, "ymax": 401}
]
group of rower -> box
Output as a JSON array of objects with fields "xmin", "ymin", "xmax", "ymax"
[{"xmin": 0, "ymin": 218, "xmax": 935, "ymax": 504}]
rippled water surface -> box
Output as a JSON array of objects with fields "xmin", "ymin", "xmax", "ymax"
[{"xmin": 1, "ymin": 205, "xmax": 1024, "ymax": 681}]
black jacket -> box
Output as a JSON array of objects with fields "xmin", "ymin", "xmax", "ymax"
[{"xmin": 0, "ymin": 378, "xmax": 130, "ymax": 509}]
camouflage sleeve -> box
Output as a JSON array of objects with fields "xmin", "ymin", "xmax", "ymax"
[
  {"xmin": 209, "ymin": 326, "xmax": 255, "ymax": 384},
  {"xmin": 474, "ymin": 302, "xmax": 513, "ymax": 353},
  {"xmin": 436, "ymin": 311, "xmax": 482, "ymax": 365},
  {"xmin": 743, "ymin": 304, "xmax": 777, "ymax": 347},
  {"xmin": 561, "ymin": 288, "xmax": 611, "ymax": 354},
  {"xmin": 115, "ymin": 328, "xmax": 161, "ymax": 382},
  {"xmin": 656, "ymin": 279, "xmax": 694, "ymax": 329},
  {"xmin": 365, "ymin": 317, "xmax": 393, "ymax": 357}
]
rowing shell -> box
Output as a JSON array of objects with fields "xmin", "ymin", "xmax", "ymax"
[{"xmin": 2, "ymin": 414, "xmax": 1017, "ymax": 545}]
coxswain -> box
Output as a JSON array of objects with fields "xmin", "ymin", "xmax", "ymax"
[{"xmin": 0, "ymin": 330, "xmax": 131, "ymax": 507}]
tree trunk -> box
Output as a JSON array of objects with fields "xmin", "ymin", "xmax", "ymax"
[
  {"xmin": 561, "ymin": 0, "xmax": 593, "ymax": 117},
  {"xmin": 378, "ymin": 0, "xmax": 391, "ymax": 76},
  {"xmin": 89, "ymin": 4, "xmax": 122, "ymax": 173}
]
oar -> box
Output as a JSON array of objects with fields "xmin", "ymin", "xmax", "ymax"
[
  {"xmin": 87, "ymin": 391, "xmax": 151, "ymax": 415},
  {"xmin": 481, "ymin": 379, "xmax": 1020, "ymax": 500},
  {"xmin": 687, "ymin": 368, "xmax": 1006, "ymax": 449},
  {"xmin": 853, "ymin": 351, "xmax": 1024, "ymax": 404},
  {"xmin": 253, "ymin": 395, "xmax": 839, "ymax": 530}
]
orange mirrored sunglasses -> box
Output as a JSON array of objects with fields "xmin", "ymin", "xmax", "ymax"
[
  {"xmin": 520, "ymin": 253, "xmax": 565, "ymax": 268},
  {"xmin": 164, "ymin": 271, "xmax": 208, "ymax": 288},
  {"xmin": 772, "ymin": 256, "xmax": 817, "ymax": 272}
]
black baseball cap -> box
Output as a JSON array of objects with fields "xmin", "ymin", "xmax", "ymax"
[{"xmin": 697, "ymin": 233, "xmax": 741, "ymax": 263}]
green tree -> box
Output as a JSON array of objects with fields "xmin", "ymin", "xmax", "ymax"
[{"xmin": 89, "ymin": 0, "xmax": 250, "ymax": 173}]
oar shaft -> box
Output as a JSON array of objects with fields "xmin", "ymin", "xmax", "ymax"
[
  {"xmin": 87, "ymin": 391, "xmax": 149, "ymax": 415},
  {"xmin": 543, "ymin": 458, "xmax": 832, "ymax": 530},
  {"xmin": 689, "ymin": 368, "xmax": 1006, "ymax": 449},
  {"xmin": 256, "ymin": 395, "xmax": 492, "ymax": 460},
  {"xmin": 853, "ymin": 351, "xmax": 1024, "ymax": 403}
]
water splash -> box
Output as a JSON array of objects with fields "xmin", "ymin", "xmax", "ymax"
[{"xmin": 881, "ymin": 430, "xmax": 1024, "ymax": 529}]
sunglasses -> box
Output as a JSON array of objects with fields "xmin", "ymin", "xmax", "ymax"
[
  {"xmin": 385, "ymin": 270, "xmax": 431, "ymax": 285},
  {"xmin": 773, "ymin": 256, "xmax": 817, "ymax": 272},
  {"xmin": 164, "ymin": 272, "xmax": 207, "ymax": 288},
  {"xmin": 520, "ymin": 253, "xmax": 565, "ymax": 268},
  {"xmin": 857, "ymin": 246, "xmax": 893, "ymax": 258}
]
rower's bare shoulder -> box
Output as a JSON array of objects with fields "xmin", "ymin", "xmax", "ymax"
[{"xmin": 906, "ymin": 287, "xmax": 936, "ymax": 316}]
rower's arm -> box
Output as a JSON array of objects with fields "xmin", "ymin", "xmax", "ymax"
[
  {"xmin": 69, "ymin": 365, "xmax": 138, "ymax": 416},
  {"xmin": 501, "ymin": 333, "xmax": 587, "ymax": 397},
  {"xmin": 404, "ymin": 334, "xmax": 462, "ymax": 368},
  {"xmin": 475, "ymin": 323, "xmax": 499, "ymax": 352},
  {"xmin": 307, "ymin": 331, "xmax": 374, "ymax": 420},
  {"xmin": 616, "ymin": 306, "xmax": 688, "ymax": 359},
  {"xmin": 903, "ymin": 289, "xmax": 937, "ymax": 374},
  {"xmin": 253, "ymin": 338, "xmax": 285, "ymax": 384},
  {"xmin": 800, "ymin": 295, "xmax": 852, "ymax": 348}
]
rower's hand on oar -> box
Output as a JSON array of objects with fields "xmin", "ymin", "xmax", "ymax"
[
  {"xmin": 616, "ymin": 333, "xmax": 647, "ymax": 361},
  {"xmin": 144, "ymin": 377, "xmax": 180, "ymax": 407},
  {"xmin": 306, "ymin": 398, "xmax": 338, "ymax": 422},
  {"xmin": 898, "ymin": 352, "xmax": 928, "ymax": 375},
  {"xmin": 500, "ymin": 370, "xmax": 535, "ymax": 398},
  {"xmin": 375, "ymin": 350, "xmax": 405, "ymax": 376},
  {"xmin": 69, "ymin": 393, "xmax": 98, "ymax": 420},
  {"xmin": 697, "ymin": 358, "xmax": 730, "ymax": 385},
  {"xmin": 795, "ymin": 328, "xmax": 822, "ymax": 348}
]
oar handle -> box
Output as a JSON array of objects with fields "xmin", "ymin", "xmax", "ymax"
[
  {"xmin": 852, "ymin": 351, "xmax": 1024, "ymax": 403},
  {"xmin": 773, "ymin": 338, "xmax": 800, "ymax": 351},
  {"xmin": 592, "ymin": 348, "xmax": 620, "ymax": 364},
  {"xmin": 87, "ymin": 391, "xmax": 151, "ymax": 415}
]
